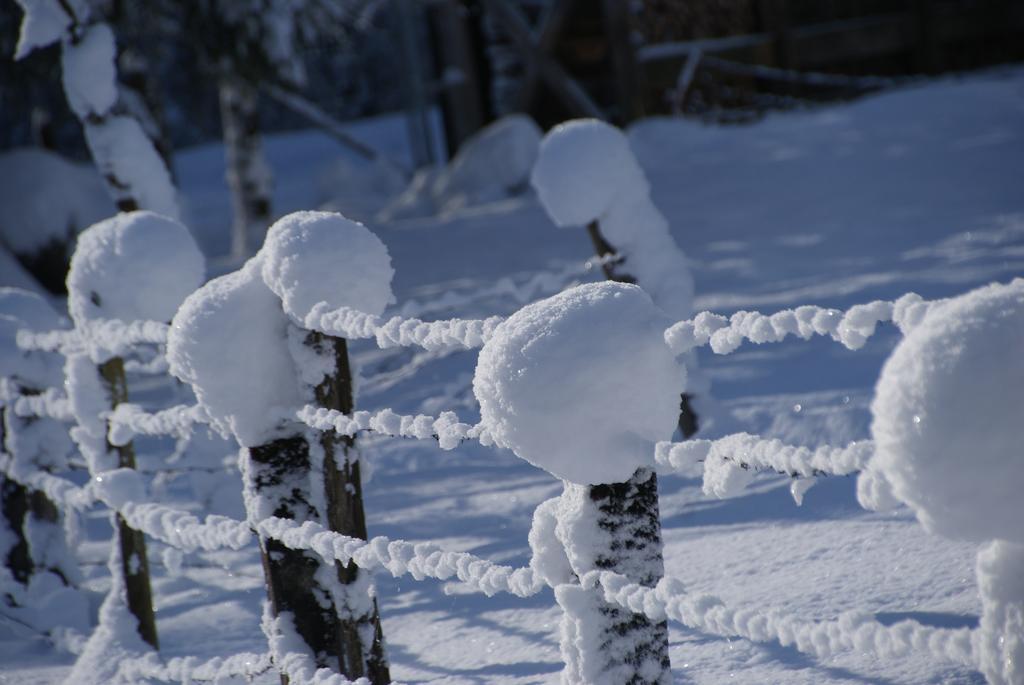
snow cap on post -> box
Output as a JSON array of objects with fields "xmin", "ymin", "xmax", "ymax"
[
  {"xmin": 870, "ymin": 278, "xmax": 1024, "ymax": 543},
  {"xmin": 168, "ymin": 260, "xmax": 301, "ymax": 448},
  {"xmin": 261, "ymin": 210, "xmax": 395, "ymax": 323},
  {"xmin": 474, "ymin": 282, "xmax": 683, "ymax": 485},
  {"xmin": 530, "ymin": 119, "xmax": 647, "ymax": 227},
  {"xmin": 67, "ymin": 211, "xmax": 204, "ymax": 326}
]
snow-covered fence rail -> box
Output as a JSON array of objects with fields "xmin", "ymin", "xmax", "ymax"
[{"xmin": 4, "ymin": 197, "xmax": 1020, "ymax": 685}]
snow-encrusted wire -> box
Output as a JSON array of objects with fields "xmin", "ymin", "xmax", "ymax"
[
  {"xmin": 256, "ymin": 517, "xmax": 545, "ymax": 599},
  {"xmin": 655, "ymin": 434, "xmax": 874, "ymax": 498},
  {"xmin": 107, "ymin": 403, "xmax": 207, "ymax": 446},
  {"xmin": 664, "ymin": 293, "xmax": 937, "ymax": 355},
  {"xmin": 16, "ymin": 319, "xmax": 169, "ymax": 362},
  {"xmin": 9, "ymin": 388, "xmax": 75, "ymax": 422},
  {"xmin": 114, "ymin": 501, "xmax": 253, "ymax": 554},
  {"xmin": 115, "ymin": 651, "xmax": 272, "ymax": 684},
  {"xmin": 0, "ymin": 450, "xmax": 93, "ymax": 511},
  {"xmin": 582, "ymin": 570, "xmax": 978, "ymax": 667},
  {"xmin": 296, "ymin": 405, "xmax": 491, "ymax": 450},
  {"xmin": 303, "ymin": 303, "xmax": 504, "ymax": 352}
]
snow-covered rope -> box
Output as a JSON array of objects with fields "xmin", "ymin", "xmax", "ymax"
[
  {"xmin": 584, "ymin": 570, "xmax": 978, "ymax": 668},
  {"xmin": 114, "ymin": 501, "xmax": 254, "ymax": 554},
  {"xmin": 115, "ymin": 651, "xmax": 272, "ymax": 684},
  {"xmin": 296, "ymin": 405, "xmax": 490, "ymax": 451},
  {"xmin": 304, "ymin": 303, "xmax": 504, "ymax": 352},
  {"xmin": 16, "ymin": 319, "xmax": 170, "ymax": 362},
  {"xmin": 0, "ymin": 451, "xmax": 93, "ymax": 511},
  {"xmin": 664, "ymin": 293, "xmax": 936, "ymax": 355},
  {"xmin": 257, "ymin": 517, "xmax": 544, "ymax": 599},
  {"xmin": 655, "ymin": 434, "xmax": 873, "ymax": 499},
  {"xmin": 107, "ymin": 403, "xmax": 207, "ymax": 446},
  {"xmin": 6, "ymin": 388, "xmax": 75, "ymax": 423}
]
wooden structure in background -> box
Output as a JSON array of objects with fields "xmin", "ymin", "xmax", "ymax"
[{"xmin": 426, "ymin": 0, "xmax": 1024, "ymax": 142}]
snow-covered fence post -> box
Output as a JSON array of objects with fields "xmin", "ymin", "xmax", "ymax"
[
  {"xmin": 531, "ymin": 119, "xmax": 702, "ymax": 438},
  {"xmin": 13, "ymin": 0, "xmax": 178, "ymax": 219},
  {"xmin": 475, "ymin": 282, "xmax": 682, "ymax": 683},
  {"xmin": 1, "ymin": 290, "xmax": 82, "ymax": 607},
  {"xmin": 858, "ymin": 279, "xmax": 1024, "ymax": 685},
  {"xmin": 62, "ymin": 212, "xmax": 204, "ymax": 678},
  {"xmin": 169, "ymin": 211, "xmax": 394, "ymax": 682}
]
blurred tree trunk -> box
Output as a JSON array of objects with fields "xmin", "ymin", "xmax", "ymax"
[{"xmin": 220, "ymin": 72, "xmax": 272, "ymax": 258}]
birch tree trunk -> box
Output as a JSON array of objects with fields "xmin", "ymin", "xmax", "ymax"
[{"xmin": 219, "ymin": 72, "xmax": 272, "ymax": 258}]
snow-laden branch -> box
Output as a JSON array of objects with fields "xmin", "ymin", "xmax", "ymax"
[
  {"xmin": 115, "ymin": 651, "xmax": 272, "ymax": 684},
  {"xmin": 107, "ymin": 403, "xmax": 206, "ymax": 446},
  {"xmin": 583, "ymin": 570, "xmax": 978, "ymax": 668},
  {"xmin": 296, "ymin": 405, "xmax": 490, "ymax": 451},
  {"xmin": 304, "ymin": 303, "xmax": 504, "ymax": 352},
  {"xmin": 655, "ymin": 434, "xmax": 874, "ymax": 499},
  {"xmin": 257, "ymin": 517, "xmax": 544, "ymax": 599},
  {"xmin": 17, "ymin": 319, "xmax": 170, "ymax": 362},
  {"xmin": 664, "ymin": 293, "xmax": 937, "ymax": 355}
]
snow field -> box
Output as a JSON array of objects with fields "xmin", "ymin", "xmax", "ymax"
[{"xmin": 3, "ymin": 72, "xmax": 1024, "ymax": 682}]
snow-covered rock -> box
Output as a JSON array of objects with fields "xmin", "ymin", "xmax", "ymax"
[
  {"xmin": 474, "ymin": 282, "xmax": 683, "ymax": 485},
  {"xmin": 381, "ymin": 115, "xmax": 542, "ymax": 220},
  {"xmin": 870, "ymin": 278, "xmax": 1024, "ymax": 543},
  {"xmin": 67, "ymin": 211, "xmax": 204, "ymax": 326},
  {"xmin": 167, "ymin": 259, "xmax": 300, "ymax": 448},
  {"xmin": 260, "ymin": 210, "xmax": 395, "ymax": 323}
]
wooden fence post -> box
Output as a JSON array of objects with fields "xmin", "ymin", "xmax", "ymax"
[
  {"xmin": 249, "ymin": 329, "xmax": 389, "ymax": 684},
  {"xmin": 98, "ymin": 356, "xmax": 159, "ymax": 650}
]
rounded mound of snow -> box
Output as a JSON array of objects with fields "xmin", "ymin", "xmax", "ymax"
[
  {"xmin": 67, "ymin": 211, "xmax": 204, "ymax": 326},
  {"xmin": 261, "ymin": 211, "xmax": 395, "ymax": 322},
  {"xmin": 871, "ymin": 279, "xmax": 1024, "ymax": 543},
  {"xmin": 530, "ymin": 119, "xmax": 646, "ymax": 227},
  {"xmin": 167, "ymin": 261, "xmax": 301, "ymax": 447},
  {"xmin": 474, "ymin": 282, "xmax": 682, "ymax": 485}
]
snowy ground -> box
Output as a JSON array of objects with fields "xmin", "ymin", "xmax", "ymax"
[{"xmin": 3, "ymin": 67, "xmax": 1024, "ymax": 684}]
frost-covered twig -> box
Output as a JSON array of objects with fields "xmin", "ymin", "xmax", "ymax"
[
  {"xmin": 257, "ymin": 517, "xmax": 544, "ymax": 599},
  {"xmin": 655, "ymin": 434, "xmax": 873, "ymax": 499},
  {"xmin": 584, "ymin": 570, "xmax": 978, "ymax": 667},
  {"xmin": 115, "ymin": 651, "xmax": 273, "ymax": 683},
  {"xmin": 304, "ymin": 303, "xmax": 504, "ymax": 352},
  {"xmin": 296, "ymin": 405, "xmax": 490, "ymax": 451},
  {"xmin": 664, "ymin": 293, "xmax": 937, "ymax": 355},
  {"xmin": 107, "ymin": 403, "xmax": 206, "ymax": 446}
]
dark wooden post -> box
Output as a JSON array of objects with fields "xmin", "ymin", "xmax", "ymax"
[
  {"xmin": 98, "ymin": 357, "xmax": 158, "ymax": 650},
  {"xmin": 587, "ymin": 467, "xmax": 671, "ymax": 680},
  {"xmin": 250, "ymin": 331, "xmax": 389, "ymax": 684},
  {"xmin": 586, "ymin": 220, "xmax": 699, "ymax": 438},
  {"xmin": 309, "ymin": 331, "xmax": 390, "ymax": 683},
  {"xmin": 428, "ymin": 0, "xmax": 488, "ymax": 156},
  {"xmin": 601, "ymin": 0, "xmax": 644, "ymax": 123},
  {"xmin": 1, "ymin": 392, "xmax": 71, "ymax": 587}
]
